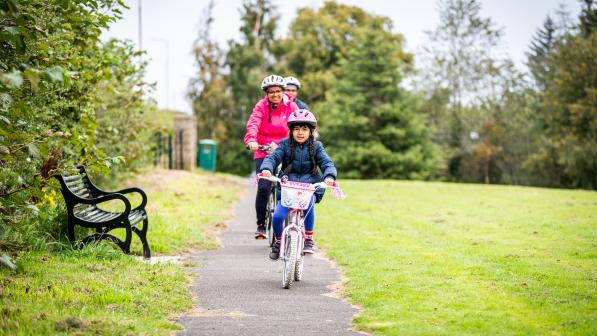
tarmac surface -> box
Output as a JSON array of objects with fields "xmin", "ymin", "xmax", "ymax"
[{"xmin": 176, "ymin": 181, "xmax": 362, "ymax": 335}]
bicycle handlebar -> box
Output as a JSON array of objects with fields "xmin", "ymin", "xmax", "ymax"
[
  {"xmin": 256, "ymin": 173, "xmax": 340, "ymax": 190},
  {"xmin": 245, "ymin": 144, "xmax": 272, "ymax": 152}
]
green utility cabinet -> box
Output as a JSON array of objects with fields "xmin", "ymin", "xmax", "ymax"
[{"xmin": 197, "ymin": 139, "xmax": 217, "ymax": 172}]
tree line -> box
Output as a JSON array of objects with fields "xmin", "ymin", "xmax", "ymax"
[
  {"xmin": 0, "ymin": 0, "xmax": 163, "ymax": 251},
  {"xmin": 189, "ymin": 0, "xmax": 596, "ymax": 189}
]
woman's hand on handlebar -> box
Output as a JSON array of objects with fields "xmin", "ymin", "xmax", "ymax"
[
  {"xmin": 247, "ymin": 142, "xmax": 259, "ymax": 152},
  {"xmin": 267, "ymin": 142, "xmax": 278, "ymax": 154},
  {"xmin": 261, "ymin": 170, "xmax": 272, "ymax": 177},
  {"xmin": 324, "ymin": 178, "xmax": 335, "ymax": 186}
]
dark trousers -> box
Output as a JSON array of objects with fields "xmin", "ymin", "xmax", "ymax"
[{"xmin": 255, "ymin": 158, "xmax": 272, "ymax": 226}]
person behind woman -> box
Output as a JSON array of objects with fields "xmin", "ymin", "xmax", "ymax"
[
  {"xmin": 259, "ymin": 109, "xmax": 337, "ymax": 259},
  {"xmin": 284, "ymin": 76, "xmax": 309, "ymax": 110},
  {"xmin": 244, "ymin": 74, "xmax": 298, "ymax": 239}
]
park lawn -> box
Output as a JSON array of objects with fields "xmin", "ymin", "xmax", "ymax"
[
  {"xmin": 316, "ymin": 180, "xmax": 597, "ymax": 336},
  {"xmin": 0, "ymin": 169, "xmax": 244, "ymax": 336}
]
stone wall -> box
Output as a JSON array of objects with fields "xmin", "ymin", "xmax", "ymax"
[{"xmin": 173, "ymin": 114, "xmax": 197, "ymax": 171}]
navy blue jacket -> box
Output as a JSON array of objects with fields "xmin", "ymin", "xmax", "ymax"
[
  {"xmin": 295, "ymin": 98, "xmax": 309, "ymax": 110},
  {"xmin": 260, "ymin": 138, "xmax": 337, "ymax": 201}
]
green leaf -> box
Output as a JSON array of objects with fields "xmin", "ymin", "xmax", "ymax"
[
  {"xmin": 28, "ymin": 143, "xmax": 40, "ymax": 158},
  {"xmin": 45, "ymin": 66, "xmax": 65, "ymax": 84},
  {"xmin": 1, "ymin": 70, "xmax": 23, "ymax": 89}
]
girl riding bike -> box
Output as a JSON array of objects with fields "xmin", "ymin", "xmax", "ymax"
[
  {"xmin": 244, "ymin": 74, "xmax": 299, "ymax": 239},
  {"xmin": 259, "ymin": 109, "xmax": 337, "ymax": 259}
]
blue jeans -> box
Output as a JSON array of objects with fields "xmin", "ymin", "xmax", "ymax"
[{"xmin": 272, "ymin": 196, "xmax": 315, "ymax": 238}]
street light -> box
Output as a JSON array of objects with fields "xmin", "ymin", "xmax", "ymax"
[
  {"xmin": 152, "ymin": 37, "xmax": 170, "ymax": 110},
  {"xmin": 138, "ymin": 0, "xmax": 143, "ymax": 51}
]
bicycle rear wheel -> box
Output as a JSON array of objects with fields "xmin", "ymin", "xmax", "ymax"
[
  {"xmin": 266, "ymin": 187, "xmax": 276, "ymax": 247},
  {"xmin": 282, "ymin": 230, "xmax": 298, "ymax": 289},
  {"xmin": 294, "ymin": 235, "xmax": 304, "ymax": 281}
]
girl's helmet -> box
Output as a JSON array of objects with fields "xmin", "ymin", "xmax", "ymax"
[
  {"xmin": 284, "ymin": 76, "xmax": 301, "ymax": 89},
  {"xmin": 261, "ymin": 74, "xmax": 286, "ymax": 91},
  {"xmin": 288, "ymin": 109, "xmax": 317, "ymax": 128}
]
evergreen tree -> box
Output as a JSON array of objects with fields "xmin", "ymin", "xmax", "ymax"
[
  {"xmin": 323, "ymin": 18, "xmax": 438, "ymax": 179},
  {"xmin": 527, "ymin": 16, "xmax": 556, "ymax": 90},
  {"xmin": 579, "ymin": 0, "xmax": 597, "ymax": 37},
  {"xmin": 530, "ymin": 31, "xmax": 597, "ymax": 188}
]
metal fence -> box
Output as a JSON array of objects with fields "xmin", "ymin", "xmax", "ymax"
[{"xmin": 153, "ymin": 132, "xmax": 173, "ymax": 169}]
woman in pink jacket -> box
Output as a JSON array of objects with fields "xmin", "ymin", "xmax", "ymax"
[{"xmin": 245, "ymin": 74, "xmax": 298, "ymax": 239}]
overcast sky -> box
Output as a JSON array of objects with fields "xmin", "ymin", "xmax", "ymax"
[{"xmin": 101, "ymin": 0, "xmax": 581, "ymax": 114}]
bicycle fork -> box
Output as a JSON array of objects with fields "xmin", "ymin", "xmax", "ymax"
[{"xmin": 279, "ymin": 210, "xmax": 305, "ymax": 260}]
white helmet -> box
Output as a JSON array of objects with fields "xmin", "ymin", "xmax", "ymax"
[
  {"xmin": 261, "ymin": 74, "xmax": 286, "ymax": 91},
  {"xmin": 284, "ymin": 76, "xmax": 301, "ymax": 89}
]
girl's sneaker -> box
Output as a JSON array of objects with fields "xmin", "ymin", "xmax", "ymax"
[
  {"xmin": 303, "ymin": 239, "xmax": 315, "ymax": 254},
  {"xmin": 269, "ymin": 240, "xmax": 280, "ymax": 260}
]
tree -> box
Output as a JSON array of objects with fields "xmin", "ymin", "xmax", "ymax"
[
  {"xmin": 527, "ymin": 16, "xmax": 557, "ymax": 91},
  {"xmin": 188, "ymin": 0, "xmax": 233, "ymax": 142},
  {"xmin": 221, "ymin": 0, "xmax": 280, "ymax": 175},
  {"xmin": 0, "ymin": 0, "xmax": 156, "ymax": 250},
  {"xmin": 419, "ymin": 0, "xmax": 506, "ymax": 148},
  {"xmin": 322, "ymin": 18, "xmax": 439, "ymax": 179},
  {"xmin": 579, "ymin": 0, "xmax": 597, "ymax": 37},
  {"xmin": 275, "ymin": 2, "xmax": 380, "ymax": 107},
  {"xmin": 529, "ymin": 31, "xmax": 597, "ymax": 188}
]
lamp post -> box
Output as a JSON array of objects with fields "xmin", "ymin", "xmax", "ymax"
[
  {"xmin": 138, "ymin": 0, "xmax": 143, "ymax": 51},
  {"xmin": 152, "ymin": 37, "xmax": 170, "ymax": 110}
]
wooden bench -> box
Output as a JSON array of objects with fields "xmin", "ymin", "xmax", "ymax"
[{"xmin": 55, "ymin": 166, "xmax": 151, "ymax": 259}]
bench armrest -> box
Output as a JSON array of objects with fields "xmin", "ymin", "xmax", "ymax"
[
  {"xmin": 113, "ymin": 187, "xmax": 147, "ymax": 210},
  {"xmin": 75, "ymin": 193, "xmax": 132, "ymax": 217}
]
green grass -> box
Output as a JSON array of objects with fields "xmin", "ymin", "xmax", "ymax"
[
  {"xmin": 316, "ymin": 180, "xmax": 597, "ymax": 335},
  {"xmin": 0, "ymin": 169, "xmax": 244, "ymax": 335},
  {"xmin": 124, "ymin": 169, "xmax": 244, "ymax": 254}
]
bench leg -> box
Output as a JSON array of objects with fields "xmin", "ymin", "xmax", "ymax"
[
  {"xmin": 67, "ymin": 219, "xmax": 77, "ymax": 244},
  {"xmin": 133, "ymin": 217, "xmax": 151, "ymax": 259},
  {"xmin": 122, "ymin": 220, "xmax": 133, "ymax": 255}
]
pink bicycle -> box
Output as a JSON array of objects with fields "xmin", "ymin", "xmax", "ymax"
[{"xmin": 257, "ymin": 174, "xmax": 345, "ymax": 289}]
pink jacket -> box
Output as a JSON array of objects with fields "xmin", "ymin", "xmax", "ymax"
[{"xmin": 244, "ymin": 93, "xmax": 298, "ymax": 160}]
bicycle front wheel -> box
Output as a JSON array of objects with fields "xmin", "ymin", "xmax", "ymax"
[{"xmin": 282, "ymin": 230, "xmax": 298, "ymax": 289}]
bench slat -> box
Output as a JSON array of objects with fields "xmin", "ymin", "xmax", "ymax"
[
  {"xmin": 63, "ymin": 174, "xmax": 83, "ymax": 182},
  {"xmin": 129, "ymin": 211, "xmax": 143, "ymax": 225},
  {"xmin": 66, "ymin": 179, "xmax": 84, "ymax": 187},
  {"xmin": 74, "ymin": 190, "xmax": 91, "ymax": 198},
  {"xmin": 69, "ymin": 185, "xmax": 87, "ymax": 193},
  {"xmin": 80, "ymin": 209, "xmax": 102, "ymax": 219},
  {"xmin": 74, "ymin": 205, "xmax": 97, "ymax": 216},
  {"xmin": 91, "ymin": 212, "xmax": 115, "ymax": 222}
]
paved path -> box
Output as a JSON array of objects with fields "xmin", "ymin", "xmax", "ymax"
[{"xmin": 177, "ymin": 181, "xmax": 362, "ymax": 335}]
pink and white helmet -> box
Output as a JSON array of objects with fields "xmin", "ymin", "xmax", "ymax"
[{"xmin": 288, "ymin": 109, "xmax": 317, "ymax": 128}]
